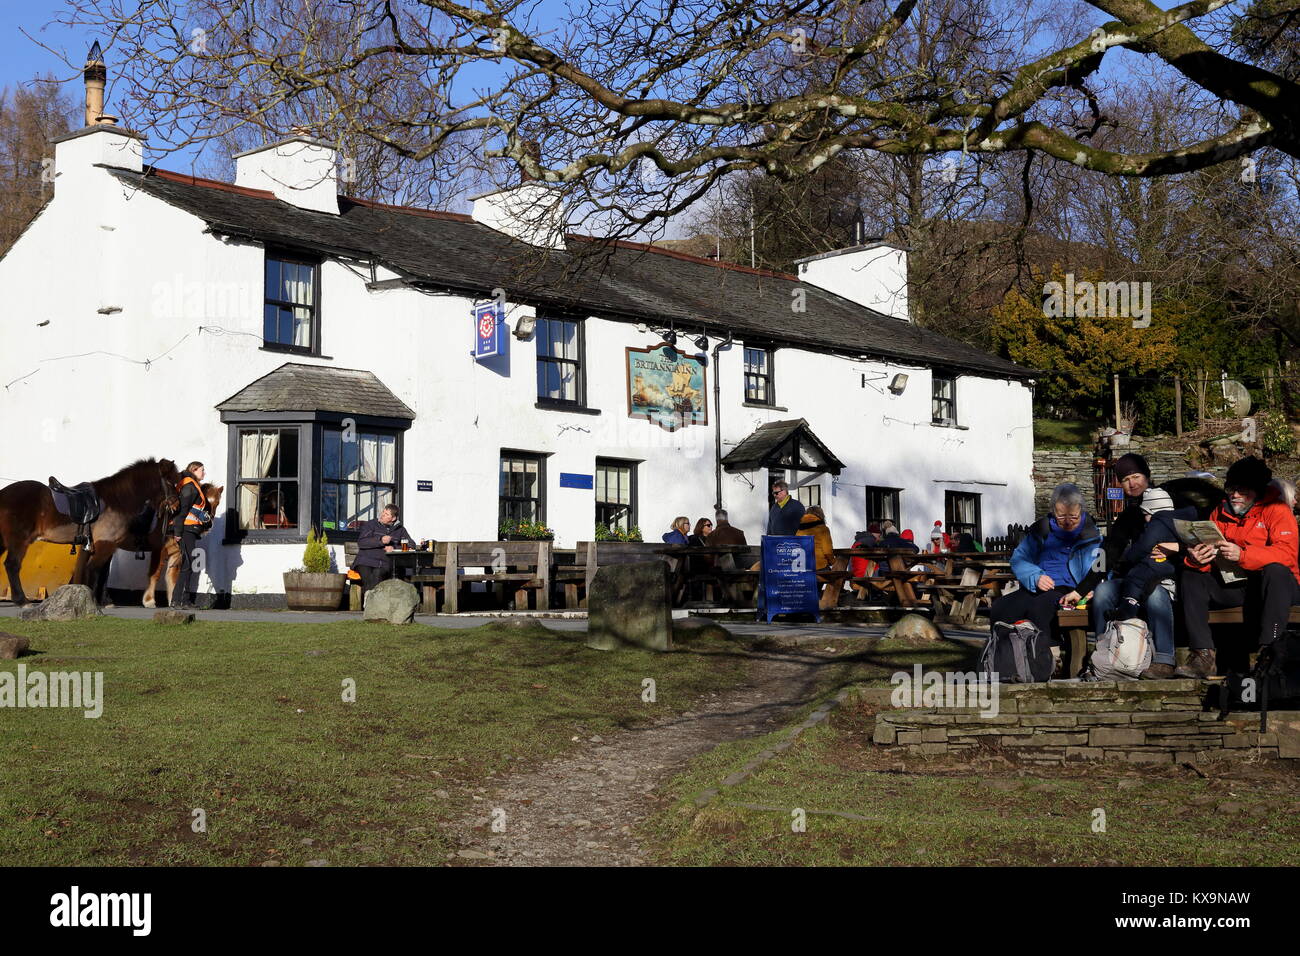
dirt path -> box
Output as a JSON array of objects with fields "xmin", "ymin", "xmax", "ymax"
[{"xmin": 450, "ymin": 646, "xmax": 834, "ymax": 866}]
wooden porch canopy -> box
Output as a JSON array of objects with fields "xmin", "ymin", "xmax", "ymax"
[{"xmin": 721, "ymin": 418, "xmax": 845, "ymax": 476}]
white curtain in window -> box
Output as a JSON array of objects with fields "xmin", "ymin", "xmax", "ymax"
[{"xmin": 238, "ymin": 430, "xmax": 280, "ymax": 529}]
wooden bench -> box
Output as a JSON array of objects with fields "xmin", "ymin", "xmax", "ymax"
[
  {"xmin": 1056, "ymin": 605, "xmax": 1300, "ymax": 678},
  {"xmin": 408, "ymin": 541, "xmax": 552, "ymax": 614},
  {"xmin": 555, "ymin": 541, "xmax": 677, "ymax": 608},
  {"xmin": 343, "ymin": 542, "xmax": 361, "ymax": 610}
]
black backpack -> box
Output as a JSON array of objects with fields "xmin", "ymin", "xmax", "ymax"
[
  {"xmin": 982, "ymin": 620, "xmax": 1054, "ymax": 683},
  {"xmin": 1208, "ymin": 632, "xmax": 1300, "ymax": 732}
]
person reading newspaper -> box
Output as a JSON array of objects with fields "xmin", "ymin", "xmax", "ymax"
[{"xmin": 1176, "ymin": 456, "xmax": 1300, "ymax": 679}]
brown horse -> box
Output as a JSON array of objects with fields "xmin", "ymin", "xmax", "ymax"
[
  {"xmin": 142, "ymin": 484, "xmax": 224, "ymax": 608},
  {"xmin": 0, "ymin": 458, "xmax": 180, "ymax": 606}
]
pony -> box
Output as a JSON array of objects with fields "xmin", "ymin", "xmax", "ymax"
[
  {"xmin": 0, "ymin": 458, "xmax": 180, "ymax": 606},
  {"xmin": 142, "ymin": 483, "xmax": 224, "ymax": 608}
]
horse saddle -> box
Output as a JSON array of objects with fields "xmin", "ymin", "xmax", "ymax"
[{"xmin": 49, "ymin": 477, "xmax": 103, "ymax": 528}]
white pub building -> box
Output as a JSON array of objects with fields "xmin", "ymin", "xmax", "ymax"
[{"xmin": 0, "ymin": 70, "xmax": 1036, "ymax": 605}]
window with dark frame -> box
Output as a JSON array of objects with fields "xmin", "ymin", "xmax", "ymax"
[
  {"xmin": 235, "ymin": 426, "xmax": 301, "ymax": 531},
  {"xmin": 865, "ymin": 486, "xmax": 901, "ymax": 528},
  {"xmin": 744, "ymin": 346, "xmax": 774, "ymax": 405},
  {"xmin": 932, "ymin": 374, "xmax": 956, "ymax": 424},
  {"xmin": 536, "ymin": 314, "xmax": 584, "ymax": 405},
  {"xmin": 946, "ymin": 490, "xmax": 982, "ymax": 541},
  {"xmin": 264, "ymin": 253, "xmax": 319, "ymax": 352},
  {"xmin": 500, "ymin": 451, "xmax": 545, "ymax": 524},
  {"xmin": 320, "ymin": 426, "xmax": 399, "ymax": 532},
  {"xmin": 793, "ymin": 482, "xmax": 821, "ymax": 510},
  {"xmin": 595, "ymin": 459, "xmax": 637, "ymax": 533}
]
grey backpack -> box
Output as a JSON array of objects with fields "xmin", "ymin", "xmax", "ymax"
[
  {"xmin": 981, "ymin": 619, "xmax": 1054, "ymax": 683},
  {"xmin": 1089, "ymin": 617, "xmax": 1153, "ymax": 680}
]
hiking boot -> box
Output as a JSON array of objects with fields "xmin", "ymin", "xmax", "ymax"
[
  {"xmin": 1050, "ymin": 645, "xmax": 1065, "ymax": 679},
  {"xmin": 1174, "ymin": 648, "xmax": 1217, "ymax": 679},
  {"xmin": 1140, "ymin": 662, "xmax": 1176, "ymax": 680}
]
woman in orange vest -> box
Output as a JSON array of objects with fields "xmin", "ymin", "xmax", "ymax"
[{"xmin": 171, "ymin": 461, "xmax": 212, "ymax": 610}]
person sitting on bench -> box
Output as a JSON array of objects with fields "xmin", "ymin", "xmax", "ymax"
[
  {"xmin": 1099, "ymin": 487, "xmax": 1189, "ymax": 678},
  {"xmin": 1177, "ymin": 456, "xmax": 1300, "ymax": 678},
  {"xmin": 991, "ymin": 482, "xmax": 1103, "ymax": 676},
  {"xmin": 354, "ymin": 504, "xmax": 420, "ymax": 597}
]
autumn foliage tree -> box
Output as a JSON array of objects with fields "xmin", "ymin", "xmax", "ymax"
[
  {"xmin": 0, "ymin": 76, "xmax": 76, "ymax": 257},
  {"xmin": 991, "ymin": 266, "xmax": 1178, "ymax": 420}
]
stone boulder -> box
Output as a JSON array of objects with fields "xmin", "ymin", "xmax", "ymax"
[
  {"xmin": 153, "ymin": 610, "xmax": 196, "ymax": 625},
  {"xmin": 0, "ymin": 633, "xmax": 30, "ymax": 659},
  {"xmin": 884, "ymin": 612, "xmax": 942, "ymax": 642},
  {"xmin": 363, "ymin": 579, "xmax": 421, "ymax": 625},
  {"xmin": 18, "ymin": 584, "xmax": 101, "ymax": 622},
  {"xmin": 587, "ymin": 561, "xmax": 672, "ymax": 651}
]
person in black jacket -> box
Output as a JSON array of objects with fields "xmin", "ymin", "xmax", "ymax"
[
  {"xmin": 353, "ymin": 504, "xmax": 419, "ymax": 596},
  {"xmin": 171, "ymin": 461, "xmax": 212, "ymax": 610}
]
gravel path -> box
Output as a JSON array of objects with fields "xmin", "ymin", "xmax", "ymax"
[{"xmin": 450, "ymin": 647, "xmax": 834, "ymax": 866}]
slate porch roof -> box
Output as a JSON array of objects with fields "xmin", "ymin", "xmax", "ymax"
[
  {"xmin": 114, "ymin": 167, "xmax": 1033, "ymax": 380},
  {"xmin": 216, "ymin": 363, "xmax": 415, "ymax": 419},
  {"xmin": 721, "ymin": 418, "xmax": 845, "ymax": 476}
]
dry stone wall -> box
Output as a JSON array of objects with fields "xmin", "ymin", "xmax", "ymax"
[{"xmin": 870, "ymin": 679, "xmax": 1297, "ymax": 765}]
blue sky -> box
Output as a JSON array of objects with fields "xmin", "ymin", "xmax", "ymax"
[{"xmin": 1, "ymin": 1, "xmax": 95, "ymax": 94}]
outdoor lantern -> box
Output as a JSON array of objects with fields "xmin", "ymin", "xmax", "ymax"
[
  {"xmin": 513, "ymin": 314, "xmax": 536, "ymax": 339},
  {"xmin": 694, "ymin": 333, "xmax": 709, "ymax": 351},
  {"xmin": 889, "ymin": 373, "xmax": 909, "ymax": 394}
]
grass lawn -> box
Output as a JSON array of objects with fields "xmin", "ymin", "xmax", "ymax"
[
  {"xmin": 641, "ymin": 639, "xmax": 1300, "ymax": 866},
  {"xmin": 1034, "ymin": 418, "xmax": 1102, "ymax": 448},
  {"xmin": 0, "ymin": 617, "xmax": 751, "ymax": 866}
]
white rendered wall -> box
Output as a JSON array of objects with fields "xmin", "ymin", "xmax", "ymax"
[
  {"xmin": 0, "ymin": 163, "xmax": 1033, "ymax": 600},
  {"xmin": 797, "ymin": 244, "xmax": 909, "ymax": 321}
]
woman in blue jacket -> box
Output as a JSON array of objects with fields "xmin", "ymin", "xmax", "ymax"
[{"xmin": 992, "ymin": 483, "xmax": 1103, "ymax": 670}]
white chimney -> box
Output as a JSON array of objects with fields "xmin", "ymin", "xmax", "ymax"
[
  {"xmin": 795, "ymin": 242, "xmax": 910, "ymax": 322},
  {"xmin": 470, "ymin": 183, "xmax": 565, "ymax": 249},
  {"xmin": 234, "ymin": 136, "xmax": 339, "ymax": 214}
]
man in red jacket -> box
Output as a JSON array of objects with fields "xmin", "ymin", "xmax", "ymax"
[{"xmin": 1177, "ymin": 456, "xmax": 1300, "ymax": 678}]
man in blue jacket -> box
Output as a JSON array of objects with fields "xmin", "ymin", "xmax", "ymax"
[
  {"xmin": 991, "ymin": 482, "xmax": 1103, "ymax": 672},
  {"xmin": 766, "ymin": 479, "xmax": 806, "ymax": 536}
]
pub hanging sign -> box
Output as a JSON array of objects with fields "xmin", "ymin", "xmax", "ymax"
[
  {"xmin": 473, "ymin": 300, "xmax": 504, "ymax": 360},
  {"xmin": 625, "ymin": 343, "xmax": 708, "ymax": 432}
]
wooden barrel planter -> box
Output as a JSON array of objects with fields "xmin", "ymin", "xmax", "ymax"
[{"xmin": 282, "ymin": 572, "xmax": 348, "ymax": 611}]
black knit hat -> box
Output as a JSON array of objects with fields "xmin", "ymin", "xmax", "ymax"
[
  {"xmin": 1113, "ymin": 453, "xmax": 1151, "ymax": 481},
  {"xmin": 1225, "ymin": 455, "xmax": 1272, "ymax": 495}
]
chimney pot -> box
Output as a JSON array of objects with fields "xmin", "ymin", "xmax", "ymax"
[{"xmin": 84, "ymin": 41, "xmax": 107, "ymax": 127}]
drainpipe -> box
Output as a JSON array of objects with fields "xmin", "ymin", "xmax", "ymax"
[{"xmin": 712, "ymin": 332, "xmax": 734, "ymax": 512}]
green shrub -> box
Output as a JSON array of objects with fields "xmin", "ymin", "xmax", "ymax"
[
  {"xmin": 594, "ymin": 524, "xmax": 643, "ymax": 542},
  {"xmin": 1256, "ymin": 408, "xmax": 1294, "ymax": 457},
  {"xmin": 302, "ymin": 527, "xmax": 332, "ymax": 573},
  {"xmin": 498, "ymin": 519, "xmax": 555, "ymax": 539}
]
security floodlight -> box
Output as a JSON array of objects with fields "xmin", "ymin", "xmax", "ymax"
[
  {"xmin": 513, "ymin": 314, "xmax": 536, "ymax": 339},
  {"xmin": 889, "ymin": 373, "xmax": 909, "ymax": 395}
]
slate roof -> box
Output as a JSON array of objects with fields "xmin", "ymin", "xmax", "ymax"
[
  {"xmin": 216, "ymin": 363, "xmax": 415, "ymax": 419},
  {"xmin": 722, "ymin": 418, "xmax": 845, "ymax": 475},
  {"xmin": 114, "ymin": 167, "xmax": 1032, "ymax": 380}
]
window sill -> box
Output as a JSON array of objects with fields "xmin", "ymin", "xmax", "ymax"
[
  {"xmin": 535, "ymin": 401, "xmax": 602, "ymax": 416},
  {"xmin": 260, "ymin": 344, "xmax": 332, "ymax": 360},
  {"xmin": 224, "ymin": 533, "xmax": 308, "ymax": 546},
  {"xmin": 743, "ymin": 402, "xmax": 787, "ymax": 411},
  {"xmin": 930, "ymin": 421, "xmax": 969, "ymax": 430}
]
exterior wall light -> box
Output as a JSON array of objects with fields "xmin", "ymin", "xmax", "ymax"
[
  {"xmin": 889, "ymin": 373, "xmax": 909, "ymax": 394},
  {"xmin": 513, "ymin": 314, "xmax": 536, "ymax": 339}
]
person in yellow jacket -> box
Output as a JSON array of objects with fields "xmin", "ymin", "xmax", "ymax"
[{"xmin": 797, "ymin": 506, "xmax": 846, "ymax": 609}]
